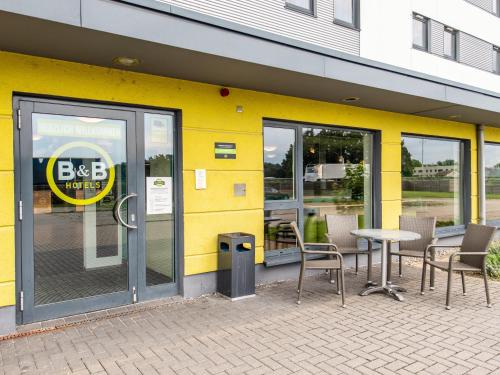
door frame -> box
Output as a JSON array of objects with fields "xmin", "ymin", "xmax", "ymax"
[{"xmin": 13, "ymin": 95, "xmax": 184, "ymax": 324}]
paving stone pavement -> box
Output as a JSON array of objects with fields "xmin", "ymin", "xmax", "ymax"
[{"xmin": 1, "ymin": 264, "xmax": 499, "ymax": 375}]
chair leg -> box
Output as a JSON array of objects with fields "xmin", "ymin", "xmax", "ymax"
[
  {"xmin": 340, "ymin": 267, "xmax": 346, "ymax": 308},
  {"xmin": 387, "ymin": 253, "xmax": 392, "ymax": 283},
  {"xmin": 297, "ymin": 263, "xmax": 304, "ymax": 293},
  {"xmin": 399, "ymin": 256, "xmax": 403, "ymax": 278},
  {"xmin": 420, "ymin": 260, "xmax": 427, "ymax": 295},
  {"xmin": 297, "ymin": 264, "xmax": 305, "ymax": 305},
  {"xmin": 329, "ymin": 269, "xmax": 334, "ymax": 284},
  {"xmin": 367, "ymin": 242, "xmax": 373, "ymax": 283},
  {"xmin": 461, "ymin": 272, "xmax": 466, "ymax": 296},
  {"xmin": 446, "ymin": 269, "xmax": 453, "ymax": 310},
  {"xmin": 483, "ymin": 268, "xmax": 492, "ymax": 308},
  {"xmin": 430, "ymin": 251, "xmax": 435, "ymax": 290},
  {"xmin": 355, "ymin": 254, "xmax": 359, "ymax": 275},
  {"xmin": 336, "ymin": 269, "xmax": 340, "ymax": 295}
]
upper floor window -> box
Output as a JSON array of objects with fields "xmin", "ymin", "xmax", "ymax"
[
  {"xmin": 413, "ymin": 14, "xmax": 429, "ymax": 51},
  {"xmin": 444, "ymin": 26, "xmax": 458, "ymax": 60},
  {"xmin": 285, "ymin": 0, "xmax": 315, "ymax": 15},
  {"xmin": 494, "ymin": 0, "xmax": 499, "ymax": 15},
  {"xmin": 494, "ymin": 46, "xmax": 500, "ymax": 73},
  {"xmin": 333, "ymin": 0, "xmax": 360, "ymax": 29}
]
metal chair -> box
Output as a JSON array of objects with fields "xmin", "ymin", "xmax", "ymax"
[
  {"xmin": 421, "ymin": 223, "xmax": 496, "ymax": 310},
  {"xmin": 325, "ymin": 214, "xmax": 374, "ymax": 285},
  {"xmin": 388, "ymin": 216, "xmax": 437, "ymax": 287},
  {"xmin": 290, "ymin": 221, "xmax": 345, "ymax": 307}
]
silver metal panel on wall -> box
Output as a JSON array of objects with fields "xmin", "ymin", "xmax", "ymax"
[
  {"xmin": 430, "ymin": 20, "xmax": 444, "ymax": 57},
  {"xmin": 459, "ymin": 32, "xmax": 494, "ymax": 71},
  {"xmin": 160, "ymin": 0, "xmax": 360, "ymax": 55},
  {"xmin": 465, "ymin": 0, "xmax": 494, "ymax": 13}
]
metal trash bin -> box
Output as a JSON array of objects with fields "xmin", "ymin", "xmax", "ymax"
[{"xmin": 217, "ymin": 232, "xmax": 255, "ymax": 300}]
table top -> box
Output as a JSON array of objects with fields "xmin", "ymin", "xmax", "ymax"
[{"xmin": 351, "ymin": 229, "xmax": 421, "ymax": 242}]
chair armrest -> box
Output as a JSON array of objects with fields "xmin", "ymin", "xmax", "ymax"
[
  {"xmin": 304, "ymin": 242, "xmax": 338, "ymax": 250},
  {"xmin": 303, "ymin": 250, "xmax": 343, "ymax": 258}
]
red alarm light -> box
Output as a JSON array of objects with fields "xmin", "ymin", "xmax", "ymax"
[{"xmin": 220, "ymin": 88, "xmax": 230, "ymax": 97}]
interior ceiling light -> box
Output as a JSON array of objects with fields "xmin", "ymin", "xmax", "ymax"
[
  {"xmin": 264, "ymin": 146, "xmax": 277, "ymax": 152},
  {"xmin": 113, "ymin": 56, "xmax": 140, "ymax": 67},
  {"xmin": 342, "ymin": 97, "xmax": 360, "ymax": 102}
]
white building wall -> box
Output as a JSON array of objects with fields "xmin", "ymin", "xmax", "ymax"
[
  {"xmin": 158, "ymin": 0, "xmax": 500, "ymax": 94},
  {"xmin": 360, "ymin": 0, "xmax": 500, "ymax": 94}
]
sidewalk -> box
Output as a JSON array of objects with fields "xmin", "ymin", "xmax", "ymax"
[{"xmin": 1, "ymin": 264, "xmax": 499, "ymax": 374}]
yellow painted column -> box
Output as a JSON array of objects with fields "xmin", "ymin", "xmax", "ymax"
[
  {"xmin": 0, "ymin": 111, "xmax": 15, "ymax": 307},
  {"xmin": 380, "ymin": 128, "xmax": 402, "ymax": 229}
]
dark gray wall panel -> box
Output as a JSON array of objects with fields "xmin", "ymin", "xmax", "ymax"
[
  {"xmin": 459, "ymin": 32, "xmax": 494, "ymax": 71},
  {"xmin": 0, "ymin": 0, "xmax": 81, "ymax": 26},
  {"xmin": 465, "ymin": 0, "xmax": 494, "ymax": 13},
  {"xmin": 430, "ymin": 20, "xmax": 445, "ymax": 57}
]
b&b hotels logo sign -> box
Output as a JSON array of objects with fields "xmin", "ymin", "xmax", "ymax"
[{"xmin": 46, "ymin": 141, "xmax": 115, "ymax": 206}]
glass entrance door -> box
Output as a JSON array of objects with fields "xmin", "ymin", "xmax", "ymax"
[
  {"xmin": 18, "ymin": 100, "xmax": 178, "ymax": 324},
  {"xmin": 19, "ymin": 101, "xmax": 138, "ymax": 323}
]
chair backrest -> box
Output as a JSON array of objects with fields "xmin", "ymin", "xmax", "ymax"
[
  {"xmin": 325, "ymin": 214, "xmax": 358, "ymax": 248},
  {"xmin": 290, "ymin": 221, "xmax": 305, "ymax": 254},
  {"xmin": 399, "ymin": 216, "xmax": 436, "ymax": 252},
  {"xmin": 460, "ymin": 224, "xmax": 496, "ymax": 268}
]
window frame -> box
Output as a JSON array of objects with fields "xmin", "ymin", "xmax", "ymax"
[
  {"xmin": 443, "ymin": 26, "xmax": 458, "ymax": 61},
  {"xmin": 284, "ymin": 0, "xmax": 316, "ymax": 17},
  {"xmin": 263, "ymin": 119, "xmax": 381, "ymax": 266},
  {"xmin": 412, "ymin": 13, "xmax": 429, "ymax": 52},
  {"xmin": 494, "ymin": 46, "xmax": 500, "ymax": 74},
  {"xmin": 484, "ymin": 141, "xmax": 500, "ymax": 226},
  {"xmin": 401, "ymin": 133, "xmax": 471, "ymax": 237},
  {"xmin": 333, "ymin": 0, "xmax": 360, "ymax": 30}
]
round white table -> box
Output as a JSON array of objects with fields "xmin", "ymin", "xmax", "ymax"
[{"xmin": 350, "ymin": 229, "xmax": 421, "ymax": 302}]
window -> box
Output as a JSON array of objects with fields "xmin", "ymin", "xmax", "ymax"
[
  {"xmin": 485, "ymin": 143, "xmax": 500, "ymax": 225},
  {"xmin": 494, "ymin": 46, "xmax": 500, "ymax": 74},
  {"xmin": 302, "ymin": 127, "xmax": 373, "ymax": 242},
  {"xmin": 333, "ymin": 0, "xmax": 359, "ymax": 29},
  {"xmin": 493, "ymin": 0, "xmax": 499, "ymax": 16},
  {"xmin": 285, "ymin": 0, "xmax": 315, "ymax": 15},
  {"xmin": 402, "ymin": 136, "xmax": 466, "ymax": 231},
  {"xmin": 264, "ymin": 127, "xmax": 295, "ymax": 201},
  {"xmin": 263, "ymin": 122, "xmax": 375, "ymax": 265},
  {"xmin": 444, "ymin": 27, "xmax": 458, "ymax": 60},
  {"xmin": 413, "ymin": 14, "xmax": 429, "ymax": 51}
]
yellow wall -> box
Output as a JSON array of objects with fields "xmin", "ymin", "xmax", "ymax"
[{"xmin": 0, "ymin": 51, "xmax": 492, "ymax": 307}]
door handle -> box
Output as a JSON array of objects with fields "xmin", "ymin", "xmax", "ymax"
[{"xmin": 114, "ymin": 193, "xmax": 138, "ymax": 229}]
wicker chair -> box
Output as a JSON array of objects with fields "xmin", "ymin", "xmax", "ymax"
[
  {"xmin": 388, "ymin": 216, "xmax": 437, "ymax": 287},
  {"xmin": 421, "ymin": 223, "xmax": 496, "ymax": 310},
  {"xmin": 290, "ymin": 221, "xmax": 346, "ymax": 307},
  {"xmin": 325, "ymin": 214, "xmax": 374, "ymax": 285}
]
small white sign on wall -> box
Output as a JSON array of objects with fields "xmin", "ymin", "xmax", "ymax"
[
  {"xmin": 195, "ymin": 169, "xmax": 207, "ymax": 190},
  {"xmin": 146, "ymin": 177, "xmax": 172, "ymax": 215}
]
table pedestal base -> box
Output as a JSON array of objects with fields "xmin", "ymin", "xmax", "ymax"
[{"xmin": 359, "ymin": 284, "xmax": 407, "ymax": 301}]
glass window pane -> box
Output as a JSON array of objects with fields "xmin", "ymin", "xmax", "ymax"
[
  {"xmin": 264, "ymin": 209, "xmax": 298, "ymax": 252},
  {"xmin": 485, "ymin": 143, "xmax": 500, "ymax": 224},
  {"xmin": 334, "ymin": 0, "xmax": 354, "ymax": 24},
  {"xmin": 413, "ymin": 17, "xmax": 427, "ymax": 49},
  {"xmin": 144, "ymin": 113, "xmax": 175, "ymax": 286},
  {"xmin": 444, "ymin": 29, "xmax": 456, "ymax": 59},
  {"xmin": 302, "ymin": 128, "xmax": 373, "ymax": 243},
  {"xmin": 286, "ymin": 0, "xmax": 312, "ymax": 11},
  {"xmin": 494, "ymin": 48, "xmax": 500, "ymax": 73},
  {"xmin": 402, "ymin": 136, "xmax": 463, "ymax": 228},
  {"xmin": 32, "ymin": 114, "xmax": 128, "ymax": 305},
  {"xmin": 264, "ymin": 127, "xmax": 295, "ymax": 201}
]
